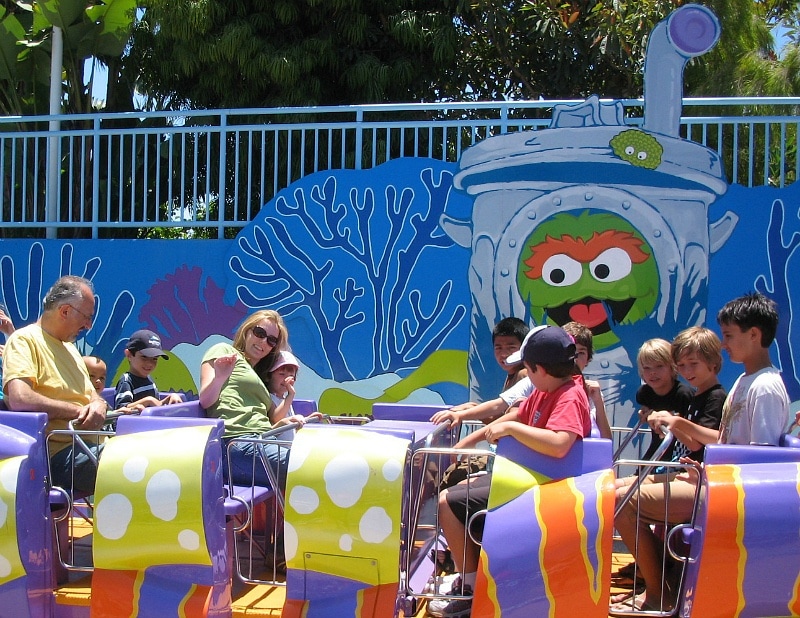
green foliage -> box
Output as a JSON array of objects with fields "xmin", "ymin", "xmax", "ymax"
[
  {"xmin": 126, "ymin": 0, "xmax": 461, "ymax": 108},
  {"xmin": 0, "ymin": 0, "xmax": 137, "ymax": 115},
  {"xmin": 433, "ymin": 0, "xmax": 682, "ymax": 100},
  {"xmin": 127, "ymin": 0, "xmax": 795, "ymax": 108}
]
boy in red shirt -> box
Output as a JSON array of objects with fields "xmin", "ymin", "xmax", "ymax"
[{"xmin": 427, "ymin": 325, "xmax": 591, "ymax": 618}]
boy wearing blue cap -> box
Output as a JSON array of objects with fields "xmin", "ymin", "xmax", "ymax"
[
  {"xmin": 114, "ymin": 329, "xmax": 183, "ymax": 410},
  {"xmin": 427, "ymin": 325, "xmax": 592, "ymax": 618}
]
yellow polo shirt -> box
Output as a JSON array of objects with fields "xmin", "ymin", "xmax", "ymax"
[{"xmin": 2, "ymin": 323, "xmax": 94, "ymax": 455}]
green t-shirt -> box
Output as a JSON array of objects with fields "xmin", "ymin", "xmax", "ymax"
[{"xmin": 201, "ymin": 342, "xmax": 273, "ymax": 436}]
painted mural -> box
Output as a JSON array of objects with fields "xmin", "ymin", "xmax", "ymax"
[{"xmin": 0, "ymin": 5, "xmax": 799, "ymax": 431}]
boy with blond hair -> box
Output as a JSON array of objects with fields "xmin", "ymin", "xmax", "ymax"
[{"xmin": 635, "ymin": 338, "xmax": 693, "ymax": 461}]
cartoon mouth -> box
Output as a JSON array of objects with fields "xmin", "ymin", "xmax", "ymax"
[{"xmin": 546, "ymin": 297, "xmax": 636, "ymax": 335}]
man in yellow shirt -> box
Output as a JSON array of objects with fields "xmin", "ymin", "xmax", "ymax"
[{"xmin": 2, "ymin": 275, "xmax": 107, "ymax": 492}]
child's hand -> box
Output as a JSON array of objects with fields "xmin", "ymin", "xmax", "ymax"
[
  {"xmin": 484, "ymin": 421, "xmax": 513, "ymax": 444},
  {"xmin": 430, "ymin": 409, "xmax": 462, "ymax": 426},
  {"xmin": 119, "ymin": 404, "xmax": 144, "ymax": 415},
  {"xmin": 637, "ymin": 407, "xmax": 652, "ymax": 423},
  {"xmin": 646, "ymin": 410, "xmax": 674, "ymax": 436},
  {"xmin": 0, "ymin": 308, "xmax": 15, "ymax": 337},
  {"xmin": 160, "ymin": 393, "xmax": 184, "ymax": 405},
  {"xmin": 284, "ymin": 375, "xmax": 296, "ymax": 398},
  {"xmin": 676, "ymin": 456, "xmax": 701, "ymax": 483},
  {"xmin": 276, "ymin": 415, "xmax": 305, "ymax": 428},
  {"xmin": 584, "ymin": 379, "xmax": 604, "ymax": 403}
]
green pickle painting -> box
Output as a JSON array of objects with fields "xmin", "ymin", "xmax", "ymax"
[{"xmin": 610, "ymin": 130, "xmax": 664, "ymax": 169}]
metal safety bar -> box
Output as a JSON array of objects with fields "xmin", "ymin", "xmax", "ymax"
[
  {"xmin": 47, "ymin": 418, "xmax": 120, "ymax": 574},
  {"xmin": 614, "ymin": 426, "xmax": 675, "ymax": 519},
  {"xmin": 613, "ymin": 417, "xmax": 651, "ymax": 461},
  {"xmin": 400, "ymin": 444, "xmax": 497, "ymax": 611},
  {"xmin": 225, "ymin": 416, "xmax": 355, "ymax": 587},
  {"xmin": 611, "ymin": 455, "xmax": 704, "ymax": 617}
]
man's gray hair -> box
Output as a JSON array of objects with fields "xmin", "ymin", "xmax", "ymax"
[{"xmin": 42, "ymin": 275, "xmax": 94, "ymax": 312}]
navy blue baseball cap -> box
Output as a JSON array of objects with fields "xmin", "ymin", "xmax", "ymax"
[
  {"xmin": 506, "ymin": 325, "xmax": 576, "ymax": 366},
  {"xmin": 126, "ymin": 329, "xmax": 168, "ymax": 359}
]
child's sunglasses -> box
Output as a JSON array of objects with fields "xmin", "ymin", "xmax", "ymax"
[{"xmin": 251, "ymin": 326, "xmax": 279, "ymax": 347}]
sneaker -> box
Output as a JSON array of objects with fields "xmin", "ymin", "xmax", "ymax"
[
  {"xmin": 423, "ymin": 572, "xmax": 460, "ymax": 595},
  {"xmin": 426, "ymin": 578, "xmax": 473, "ymax": 618},
  {"xmin": 440, "ymin": 596, "xmax": 473, "ymax": 618}
]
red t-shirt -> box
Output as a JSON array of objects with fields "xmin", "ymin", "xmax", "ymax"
[{"xmin": 517, "ymin": 375, "xmax": 591, "ymax": 438}]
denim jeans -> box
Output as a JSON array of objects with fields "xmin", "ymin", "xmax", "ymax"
[
  {"xmin": 49, "ymin": 442, "xmax": 104, "ymax": 494},
  {"xmin": 223, "ymin": 435, "xmax": 288, "ymax": 491}
]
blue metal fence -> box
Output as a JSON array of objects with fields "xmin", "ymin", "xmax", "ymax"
[{"xmin": 1, "ymin": 97, "xmax": 798, "ymax": 238}]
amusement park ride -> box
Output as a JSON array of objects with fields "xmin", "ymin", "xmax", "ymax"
[{"xmin": 0, "ymin": 393, "xmax": 798, "ymax": 618}]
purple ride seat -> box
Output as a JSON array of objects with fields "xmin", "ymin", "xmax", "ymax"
[
  {"xmin": 496, "ymin": 435, "xmax": 612, "ymax": 479},
  {"xmin": 139, "ymin": 398, "xmax": 204, "ymax": 417},
  {"xmin": 0, "ymin": 411, "xmax": 53, "ymax": 616},
  {"xmin": 372, "ymin": 402, "xmax": 449, "ymax": 422},
  {"xmin": 704, "ymin": 439, "xmax": 800, "ymax": 465},
  {"xmin": 293, "ymin": 399, "xmax": 317, "ymax": 416},
  {"xmin": 475, "ymin": 435, "xmax": 614, "ymax": 616},
  {"xmin": 91, "ymin": 414, "xmax": 230, "ymax": 617}
]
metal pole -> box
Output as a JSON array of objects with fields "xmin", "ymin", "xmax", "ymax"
[{"xmin": 47, "ymin": 25, "xmax": 63, "ymax": 239}]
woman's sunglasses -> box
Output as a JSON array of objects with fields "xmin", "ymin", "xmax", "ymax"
[{"xmin": 251, "ymin": 326, "xmax": 279, "ymax": 347}]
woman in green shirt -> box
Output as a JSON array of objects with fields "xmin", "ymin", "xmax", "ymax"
[{"xmin": 199, "ymin": 309, "xmax": 303, "ymax": 488}]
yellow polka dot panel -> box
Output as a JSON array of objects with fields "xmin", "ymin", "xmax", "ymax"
[
  {"xmin": 93, "ymin": 426, "xmax": 214, "ymax": 570},
  {"xmin": 285, "ymin": 427, "xmax": 408, "ymax": 586},
  {"xmin": 0, "ymin": 456, "xmax": 26, "ymax": 585}
]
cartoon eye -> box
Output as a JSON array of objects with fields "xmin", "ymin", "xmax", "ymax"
[
  {"xmin": 589, "ymin": 248, "xmax": 632, "ymax": 283},
  {"xmin": 637, "ymin": 151, "xmax": 647, "ymax": 160},
  {"xmin": 541, "ymin": 254, "xmax": 582, "ymax": 287},
  {"xmin": 625, "ymin": 145, "xmax": 635, "ymax": 155}
]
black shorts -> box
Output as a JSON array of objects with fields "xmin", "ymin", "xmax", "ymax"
[{"xmin": 445, "ymin": 473, "xmax": 491, "ymax": 540}]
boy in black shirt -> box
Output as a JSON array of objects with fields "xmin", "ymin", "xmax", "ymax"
[
  {"xmin": 635, "ymin": 338, "xmax": 693, "ymax": 461},
  {"xmin": 115, "ymin": 329, "xmax": 182, "ymax": 410}
]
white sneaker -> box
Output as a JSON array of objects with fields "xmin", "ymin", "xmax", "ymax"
[{"xmin": 423, "ymin": 572, "xmax": 459, "ymax": 595}]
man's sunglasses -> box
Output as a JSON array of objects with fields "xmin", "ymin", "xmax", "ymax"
[{"xmin": 251, "ymin": 326, "xmax": 279, "ymax": 347}]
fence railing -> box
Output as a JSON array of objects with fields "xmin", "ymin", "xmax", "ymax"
[{"xmin": 1, "ymin": 97, "xmax": 798, "ymax": 239}]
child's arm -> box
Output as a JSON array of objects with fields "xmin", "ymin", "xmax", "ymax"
[
  {"xmin": 485, "ymin": 422, "xmax": 579, "ymax": 458},
  {"xmin": 586, "ymin": 378, "xmax": 612, "ymax": 439},
  {"xmin": 452, "ymin": 407, "xmax": 522, "ymax": 449},
  {"xmin": 648, "ymin": 411, "xmax": 719, "ymax": 451},
  {"xmin": 430, "ymin": 397, "xmax": 509, "ymax": 426},
  {"xmin": 114, "ymin": 375, "xmax": 134, "ymax": 410},
  {"xmin": 269, "ymin": 375, "xmax": 296, "ymax": 423},
  {"xmin": 447, "ymin": 401, "xmax": 479, "ymax": 412}
]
